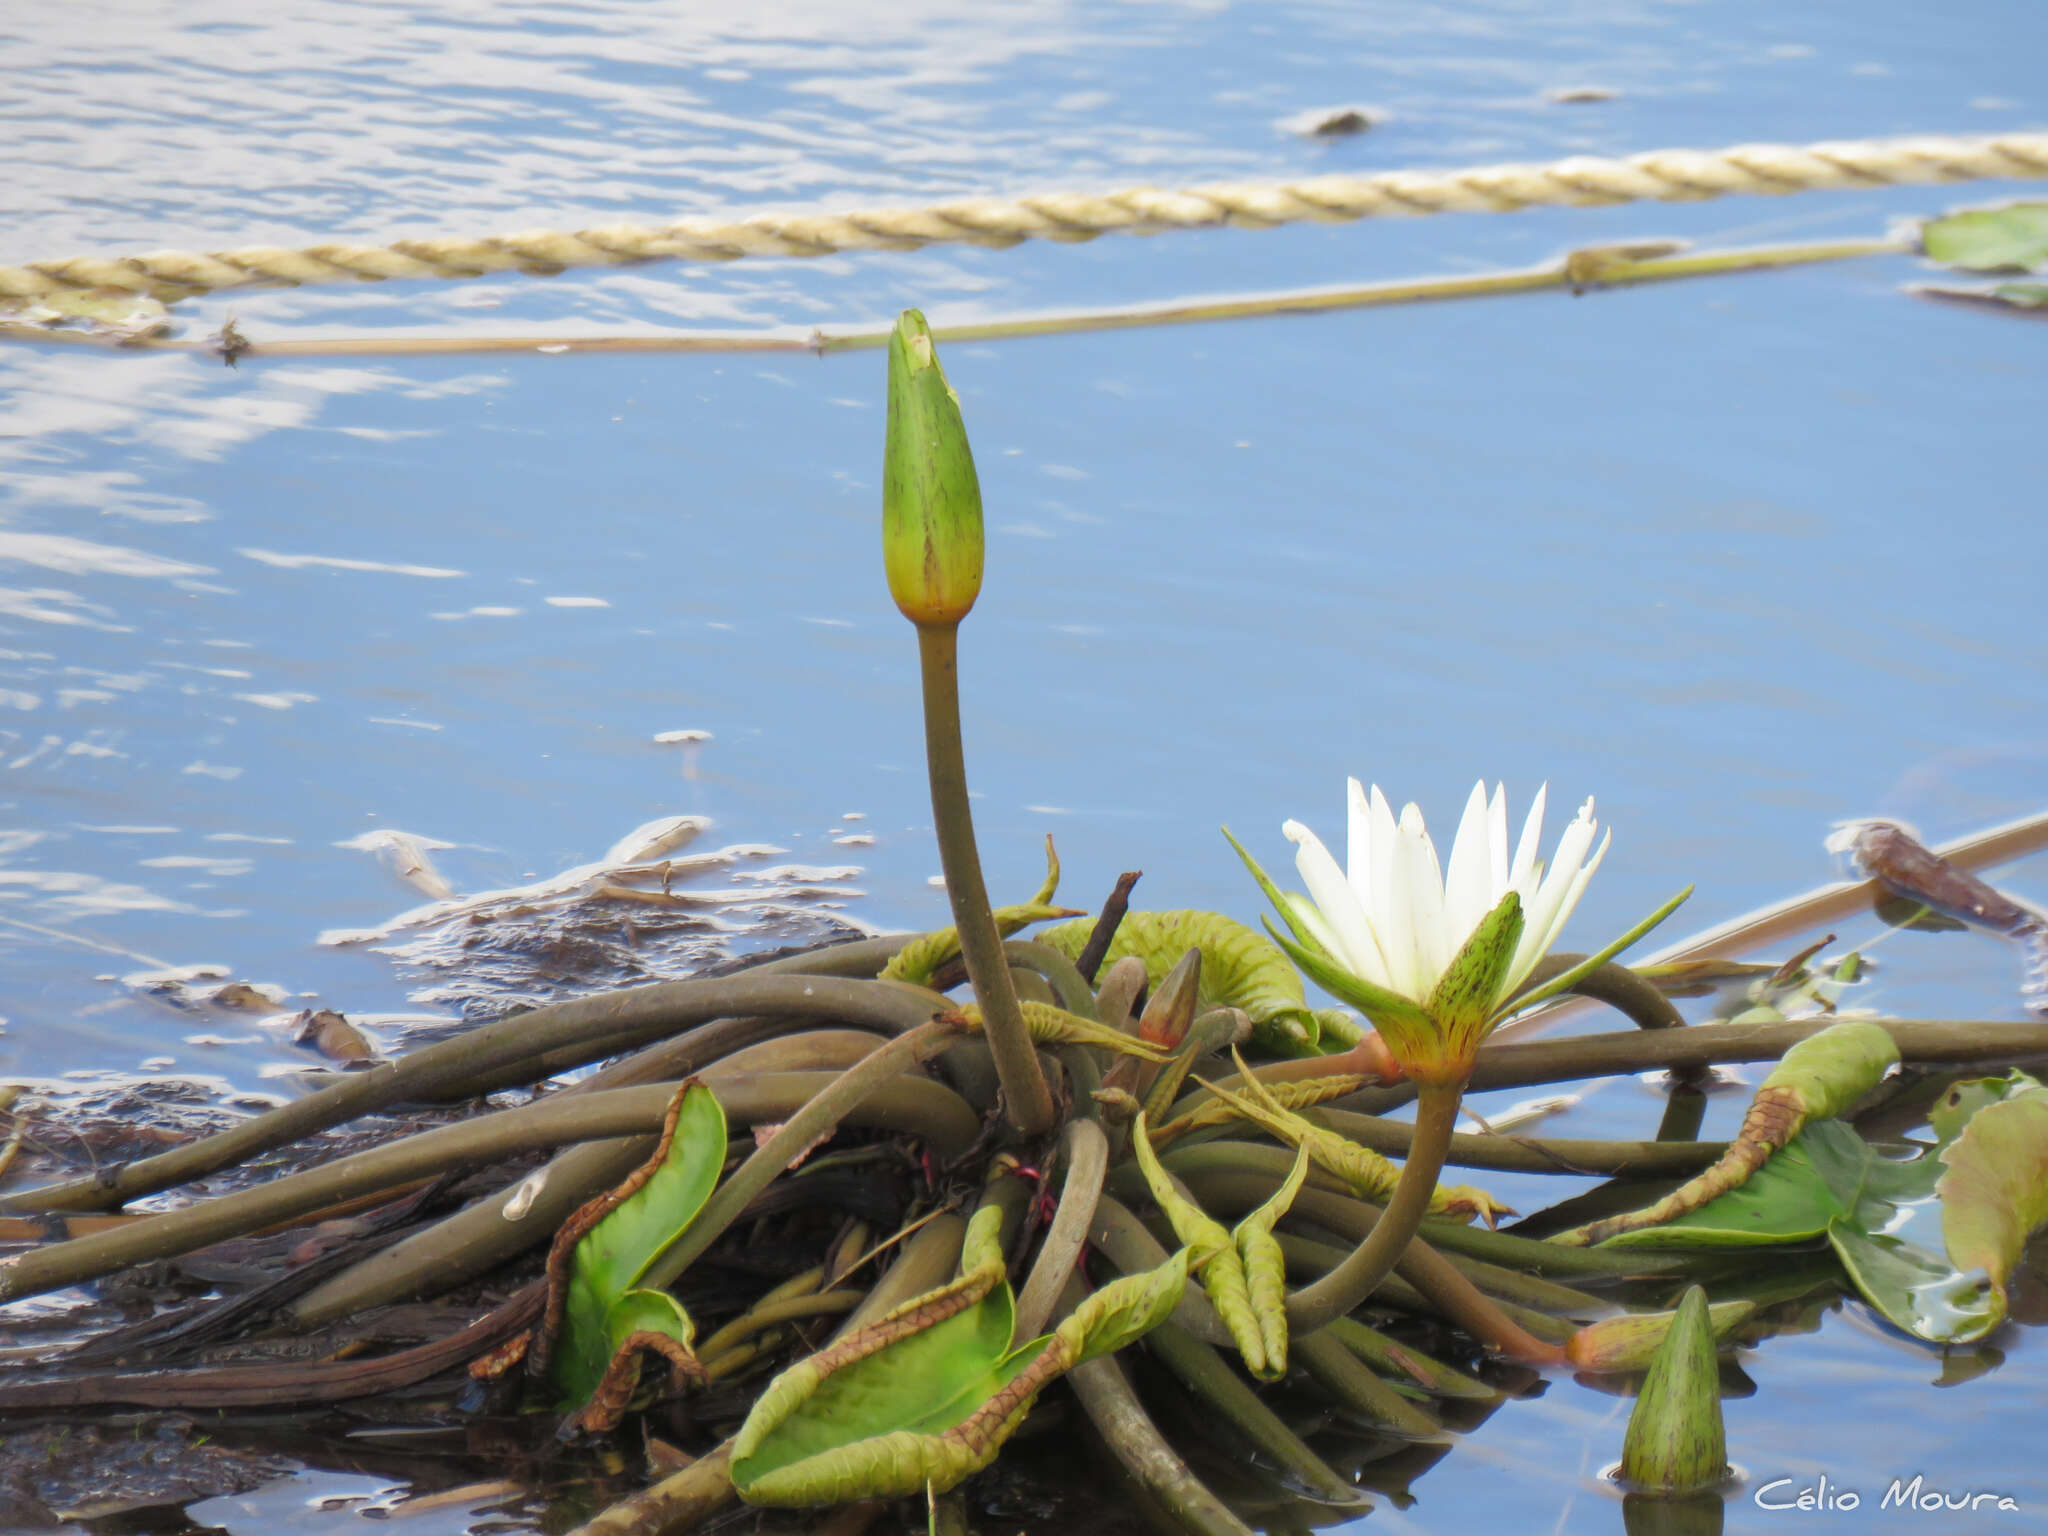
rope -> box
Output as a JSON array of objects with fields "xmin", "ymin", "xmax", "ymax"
[{"xmin": 6, "ymin": 131, "xmax": 2044, "ymax": 304}]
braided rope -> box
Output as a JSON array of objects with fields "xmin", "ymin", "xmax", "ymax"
[{"xmin": 6, "ymin": 131, "xmax": 2044, "ymax": 304}]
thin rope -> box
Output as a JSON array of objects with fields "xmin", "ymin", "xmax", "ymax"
[{"xmin": 5, "ymin": 131, "xmax": 2043, "ymax": 304}]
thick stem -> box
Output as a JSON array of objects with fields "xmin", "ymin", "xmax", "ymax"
[
  {"xmin": 0, "ymin": 1073, "xmax": 975, "ymax": 1304},
  {"xmin": 3, "ymin": 973, "xmax": 942, "ymax": 1215},
  {"xmin": 567, "ymin": 1440, "xmax": 735, "ymax": 1536},
  {"xmin": 1012, "ymin": 1117, "xmax": 1109, "ymax": 1341},
  {"xmin": 1142, "ymin": 1322, "xmax": 1365, "ymax": 1507},
  {"xmin": 1283, "ymin": 1082, "xmax": 1463, "ymax": 1333},
  {"xmin": 1059, "ymin": 1280, "xmax": 1255, "ymax": 1536},
  {"xmin": 917, "ymin": 622, "xmax": 1055, "ymax": 1136}
]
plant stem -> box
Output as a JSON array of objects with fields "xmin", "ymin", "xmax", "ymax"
[
  {"xmin": 0, "ymin": 1073, "xmax": 975, "ymax": 1304},
  {"xmin": 1059, "ymin": 1282, "xmax": 1255, "ymax": 1536},
  {"xmin": 640, "ymin": 1017, "xmax": 967, "ymax": 1291},
  {"xmin": 567, "ymin": 1439, "xmax": 736, "ymax": 1536},
  {"xmin": 1284, "ymin": 1082, "xmax": 1462, "ymax": 1333},
  {"xmin": 1142, "ymin": 1321, "xmax": 1366, "ymax": 1507},
  {"xmin": 3, "ymin": 973, "xmax": 943, "ymax": 1216},
  {"xmin": 1013, "ymin": 1117, "xmax": 1109, "ymax": 1340},
  {"xmin": 917, "ymin": 622, "xmax": 1055, "ymax": 1136}
]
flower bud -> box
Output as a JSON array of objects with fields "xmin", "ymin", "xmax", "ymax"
[
  {"xmin": 1619, "ymin": 1285, "xmax": 1728, "ymax": 1494},
  {"xmin": 882, "ymin": 310, "xmax": 984, "ymax": 627}
]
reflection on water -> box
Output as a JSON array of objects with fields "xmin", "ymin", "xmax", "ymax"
[{"xmin": 2, "ymin": 1, "xmax": 2045, "ymax": 1532}]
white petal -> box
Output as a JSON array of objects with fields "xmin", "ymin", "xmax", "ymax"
[
  {"xmin": 1509, "ymin": 797, "xmax": 1598, "ymax": 984},
  {"xmin": 1396, "ymin": 802, "xmax": 1451, "ymax": 991},
  {"xmin": 1285, "ymin": 819, "xmax": 1389, "ymax": 985},
  {"xmin": 1346, "ymin": 777, "xmax": 1374, "ymax": 908},
  {"xmin": 1487, "ymin": 783, "xmax": 1509, "ymax": 897},
  {"xmin": 1538, "ymin": 827, "xmax": 1610, "ymax": 958},
  {"xmin": 1443, "ymin": 780, "xmax": 1494, "ymax": 946},
  {"xmin": 1367, "ymin": 783, "xmax": 1400, "ymax": 933},
  {"xmin": 1509, "ymin": 782, "xmax": 1549, "ymax": 894}
]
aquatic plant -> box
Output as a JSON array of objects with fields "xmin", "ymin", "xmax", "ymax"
[{"xmin": 1, "ymin": 310, "xmax": 2046, "ymax": 1536}]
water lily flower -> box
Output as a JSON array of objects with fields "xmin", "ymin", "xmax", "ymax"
[{"xmin": 1229, "ymin": 780, "xmax": 1687, "ymax": 1087}]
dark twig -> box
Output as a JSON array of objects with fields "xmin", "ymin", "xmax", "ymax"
[{"xmin": 1075, "ymin": 872, "xmax": 1143, "ymax": 982}]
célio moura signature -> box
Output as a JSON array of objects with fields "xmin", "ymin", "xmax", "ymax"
[{"xmin": 1754, "ymin": 1474, "xmax": 2021, "ymax": 1514}]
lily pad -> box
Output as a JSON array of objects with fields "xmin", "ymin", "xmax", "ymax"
[{"xmin": 1920, "ymin": 202, "xmax": 2048, "ymax": 272}]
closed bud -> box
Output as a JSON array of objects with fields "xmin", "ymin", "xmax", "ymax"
[
  {"xmin": 882, "ymin": 310, "xmax": 984, "ymax": 627},
  {"xmin": 1619, "ymin": 1285, "xmax": 1728, "ymax": 1495}
]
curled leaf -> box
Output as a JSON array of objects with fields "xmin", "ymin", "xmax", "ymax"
[
  {"xmin": 1560, "ymin": 1020, "xmax": 1897, "ymax": 1246},
  {"xmin": 955, "ymin": 1000, "xmax": 1170, "ymax": 1060},
  {"xmin": 510, "ymin": 1081, "xmax": 726, "ymax": 1416},
  {"xmin": 1149, "ymin": 1072, "xmax": 1371, "ymax": 1147},
  {"xmin": 1193, "ymin": 1058, "xmax": 1510, "ymax": 1226},
  {"xmin": 882, "ymin": 837, "xmax": 1078, "ymax": 984},
  {"xmin": 731, "ymin": 1203, "xmax": 1184, "ymax": 1505},
  {"xmin": 1037, "ymin": 906, "xmax": 1340, "ymax": 1056},
  {"xmin": 1126, "ymin": 1110, "xmax": 1262, "ymax": 1372},
  {"xmin": 1233, "ymin": 1144, "xmax": 1310, "ymax": 1380}
]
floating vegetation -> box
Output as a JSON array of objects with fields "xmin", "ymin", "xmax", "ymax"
[{"xmin": 2, "ymin": 313, "xmax": 2047, "ymax": 1536}]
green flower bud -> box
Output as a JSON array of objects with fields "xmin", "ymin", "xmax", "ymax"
[
  {"xmin": 883, "ymin": 310, "xmax": 984, "ymax": 627},
  {"xmin": 1619, "ymin": 1285, "xmax": 1728, "ymax": 1495}
]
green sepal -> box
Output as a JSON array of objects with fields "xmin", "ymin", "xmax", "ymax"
[
  {"xmin": 1425, "ymin": 890, "xmax": 1523, "ymax": 1062},
  {"xmin": 1259, "ymin": 915, "xmax": 1441, "ymax": 1073}
]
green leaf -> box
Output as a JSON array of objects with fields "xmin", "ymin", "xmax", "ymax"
[
  {"xmin": 1921, "ymin": 202, "xmax": 2048, "ymax": 272},
  {"xmin": 1059, "ymin": 1247, "xmax": 1190, "ymax": 1364},
  {"xmin": 0, "ymin": 288, "xmax": 172, "ymax": 340},
  {"xmin": 1937, "ymin": 1092, "xmax": 2048, "ymax": 1333},
  {"xmin": 1929, "ymin": 1069, "xmax": 2044, "ymax": 1143},
  {"xmin": 1036, "ymin": 900, "xmax": 1337, "ymax": 1056},
  {"xmin": 731, "ymin": 1205, "xmax": 1185, "ymax": 1505},
  {"xmin": 1599, "ymin": 1121, "xmax": 1936, "ymax": 1249},
  {"xmin": 1595, "ymin": 1108, "xmax": 2027, "ymax": 1345},
  {"xmin": 1826, "ymin": 1224, "xmax": 2002, "ymax": 1342},
  {"xmin": 554, "ymin": 1082, "xmax": 727, "ymax": 1409}
]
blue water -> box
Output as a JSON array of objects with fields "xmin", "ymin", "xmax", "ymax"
[{"xmin": 3, "ymin": 2, "xmax": 2045, "ymax": 1531}]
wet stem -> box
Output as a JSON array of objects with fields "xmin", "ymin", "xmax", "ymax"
[
  {"xmin": 1285, "ymin": 1081, "xmax": 1463, "ymax": 1332},
  {"xmin": 917, "ymin": 622, "xmax": 1056, "ymax": 1137}
]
